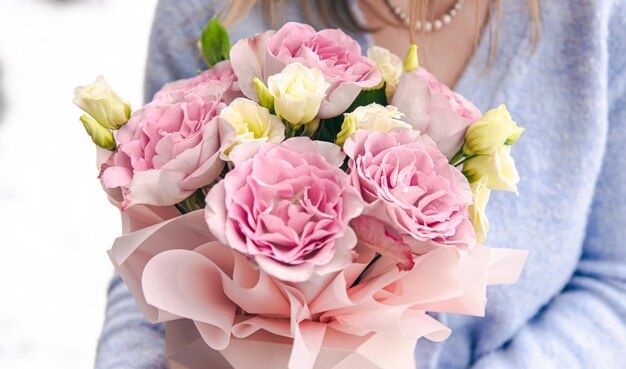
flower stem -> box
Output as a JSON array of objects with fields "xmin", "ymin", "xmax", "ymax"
[
  {"xmin": 449, "ymin": 149, "xmax": 466, "ymax": 166},
  {"xmin": 286, "ymin": 124, "xmax": 302, "ymax": 137},
  {"xmin": 453, "ymin": 154, "xmax": 477, "ymax": 168},
  {"xmin": 175, "ymin": 188, "xmax": 207, "ymax": 215},
  {"xmin": 351, "ymin": 253, "xmax": 382, "ymax": 287},
  {"xmin": 174, "ymin": 203, "xmax": 188, "ymax": 215}
]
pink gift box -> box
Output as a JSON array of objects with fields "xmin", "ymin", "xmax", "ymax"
[{"xmin": 166, "ymin": 319, "xmax": 417, "ymax": 369}]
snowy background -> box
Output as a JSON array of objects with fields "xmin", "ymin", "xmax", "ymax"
[{"xmin": 0, "ymin": 0, "xmax": 158, "ymax": 368}]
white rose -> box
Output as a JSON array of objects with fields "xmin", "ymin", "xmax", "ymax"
[
  {"xmin": 219, "ymin": 98, "xmax": 285, "ymax": 159},
  {"xmin": 336, "ymin": 103, "xmax": 412, "ymax": 145},
  {"xmin": 367, "ymin": 46, "xmax": 403, "ymax": 97},
  {"xmin": 267, "ymin": 63, "xmax": 329, "ymax": 126},
  {"xmin": 463, "ymin": 145, "xmax": 520, "ymax": 193},
  {"xmin": 73, "ymin": 76, "xmax": 131, "ymax": 130}
]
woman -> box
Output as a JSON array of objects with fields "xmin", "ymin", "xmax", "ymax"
[{"xmin": 95, "ymin": 1, "xmax": 626, "ymax": 368}]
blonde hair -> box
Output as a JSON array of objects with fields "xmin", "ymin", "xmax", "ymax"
[
  {"xmin": 219, "ymin": 0, "xmax": 377, "ymax": 32},
  {"xmin": 218, "ymin": 0, "xmax": 540, "ymax": 64}
]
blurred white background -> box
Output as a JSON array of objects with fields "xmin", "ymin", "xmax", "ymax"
[{"xmin": 0, "ymin": 0, "xmax": 158, "ymax": 367}]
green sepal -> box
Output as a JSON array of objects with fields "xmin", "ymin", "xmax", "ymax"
[{"xmin": 199, "ymin": 17, "xmax": 231, "ymax": 67}]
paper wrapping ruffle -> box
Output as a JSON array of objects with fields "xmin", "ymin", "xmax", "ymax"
[
  {"xmin": 109, "ymin": 210, "xmax": 528, "ymax": 369},
  {"xmin": 165, "ymin": 319, "xmax": 418, "ymax": 369}
]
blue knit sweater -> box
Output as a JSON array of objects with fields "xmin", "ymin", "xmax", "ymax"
[{"xmin": 95, "ymin": 1, "xmax": 626, "ymax": 368}]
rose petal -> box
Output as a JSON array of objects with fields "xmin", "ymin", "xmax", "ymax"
[{"xmin": 351, "ymin": 215, "xmax": 415, "ymax": 271}]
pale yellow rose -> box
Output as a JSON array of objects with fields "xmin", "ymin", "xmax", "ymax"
[
  {"xmin": 468, "ymin": 177, "xmax": 491, "ymax": 244},
  {"xmin": 462, "ymin": 104, "xmax": 525, "ymax": 156},
  {"xmin": 267, "ymin": 63, "xmax": 329, "ymax": 126},
  {"xmin": 335, "ymin": 104, "xmax": 412, "ymax": 145},
  {"xmin": 73, "ymin": 76, "xmax": 131, "ymax": 130},
  {"xmin": 219, "ymin": 98, "xmax": 285, "ymax": 159},
  {"xmin": 367, "ymin": 46, "xmax": 403, "ymax": 97},
  {"xmin": 79, "ymin": 114, "xmax": 116, "ymax": 151},
  {"xmin": 463, "ymin": 145, "xmax": 520, "ymax": 193}
]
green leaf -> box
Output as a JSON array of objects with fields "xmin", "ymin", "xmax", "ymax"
[
  {"xmin": 315, "ymin": 84, "xmax": 388, "ymax": 143},
  {"xmin": 348, "ymin": 85, "xmax": 388, "ymax": 110},
  {"xmin": 199, "ymin": 17, "xmax": 231, "ymax": 67}
]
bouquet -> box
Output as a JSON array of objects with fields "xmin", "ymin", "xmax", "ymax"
[{"xmin": 74, "ymin": 18, "xmax": 528, "ymax": 369}]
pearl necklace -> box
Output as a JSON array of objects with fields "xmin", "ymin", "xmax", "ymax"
[{"xmin": 384, "ymin": 0, "xmax": 465, "ymax": 32}]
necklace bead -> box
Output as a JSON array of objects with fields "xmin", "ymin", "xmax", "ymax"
[{"xmin": 384, "ymin": 0, "xmax": 464, "ymax": 33}]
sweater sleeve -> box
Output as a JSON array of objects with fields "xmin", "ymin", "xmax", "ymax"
[
  {"xmin": 95, "ymin": 274, "xmax": 167, "ymax": 369},
  {"xmin": 94, "ymin": 1, "xmax": 222, "ymax": 368},
  {"xmin": 470, "ymin": 3, "xmax": 626, "ymax": 368},
  {"xmin": 143, "ymin": 0, "xmax": 221, "ymax": 102}
]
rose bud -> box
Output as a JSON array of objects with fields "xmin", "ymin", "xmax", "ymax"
[
  {"xmin": 74, "ymin": 76, "xmax": 131, "ymax": 130},
  {"xmin": 462, "ymin": 104, "xmax": 525, "ymax": 156},
  {"xmin": 79, "ymin": 114, "xmax": 116, "ymax": 151}
]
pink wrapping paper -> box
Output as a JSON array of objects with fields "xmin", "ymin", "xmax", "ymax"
[
  {"xmin": 109, "ymin": 210, "xmax": 528, "ymax": 369},
  {"xmin": 166, "ymin": 319, "xmax": 417, "ymax": 369}
]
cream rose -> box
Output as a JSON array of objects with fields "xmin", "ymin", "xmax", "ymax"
[
  {"xmin": 468, "ymin": 177, "xmax": 491, "ymax": 244},
  {"xmin": 367, "ymin": 46, "xmax": 403, "ymax": 97},
  {"xmin": 73, "ymin": 76, "xmax": 131, "ymax": 130},
  {"xmin": 219, "ymin": 98, "xmax": 285, "ymax": 159},
  {"xmin": 463, "ymin": 145, "xmax": 520, "ymax": 193},
  {"xmin": 336, "ymin": 104, "xmax": 412, "ymax": 145},
  {"xmin": 267, "ymin": 62, "xmax": 330, "ymax": 126}
]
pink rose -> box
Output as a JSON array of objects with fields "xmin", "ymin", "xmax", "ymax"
[
  {"xmin": 392, "ymin": 68, "xmax": 481, "ymax": 158},
  {"xmin": 205, "ymin": 138, "xmax": 363, "ymax": 282},
  {"xmin": 154, "ymin": 60, "xmax": 241, "ymax": 104},
  {"xmin": 101, "ymin": 71, "xmax": 237, "ymax": 209},
  {"xmin": 344, "ymin": 130, "xmax": 475, "ymax": 254},
  {"xmin": 230, "ymin": 22, "xmax": 381, "ymax": 118}
]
